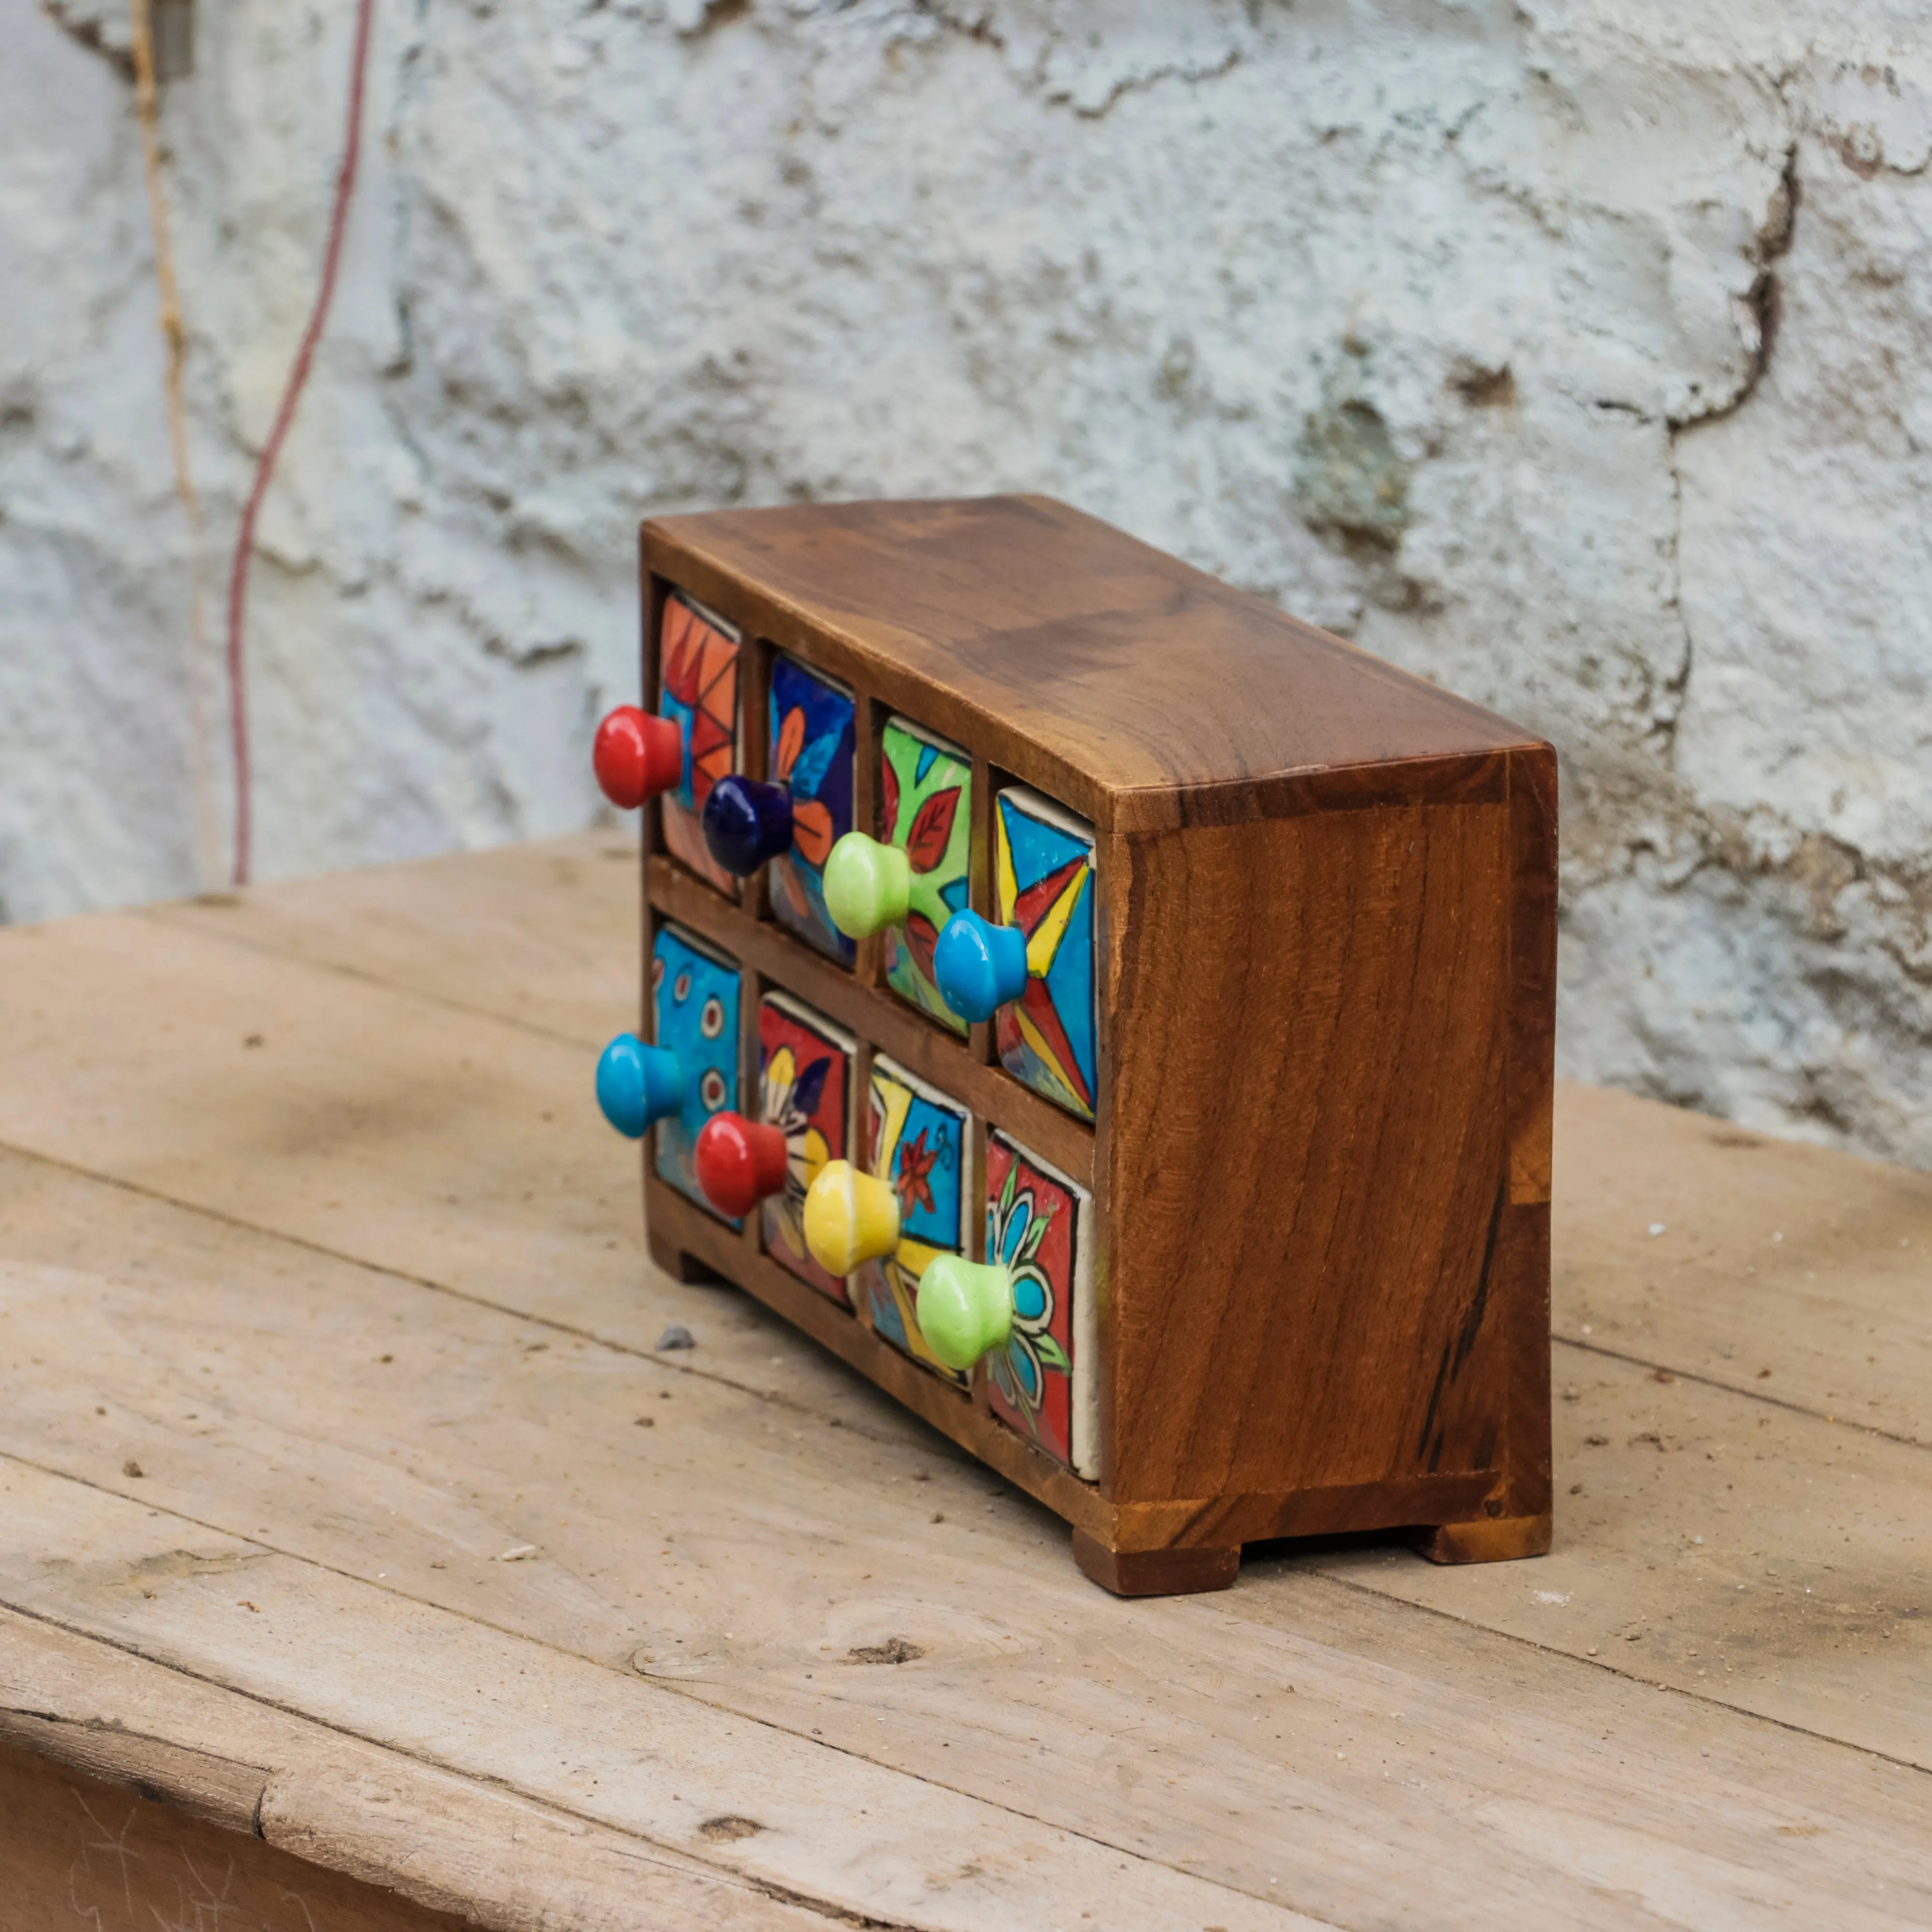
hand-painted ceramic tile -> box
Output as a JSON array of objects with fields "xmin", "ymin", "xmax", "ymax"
[
  {"xmin": 879, "ymin": 717, "xmax": 972, "ymax": 1034},
  {"xmin": 994, "ymin": 786, "xmax": 1097, "ymax": 1122},
  {"xmin": 983, "ymin": 1131, "xmax": 1096, "ymax": 1476},
  {"xmin": 657, "ymin": 592, "xmax": 740, "ymax": 897},
  {"xmin": 857, "ymin": 1054, "xmax": 970, "ymax": 1386},
  {"xmin": 766, "ymin": 654, "xmax": 856, "ymax": 965},
  {"xmin": 757, "ymin": 991, "xmax": 854, "ymax": 1304},
  {"xmin": 651, "ymin": 923, "xmax": 741, "ymax": 1222}
]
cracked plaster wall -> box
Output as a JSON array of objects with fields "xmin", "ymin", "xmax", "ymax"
[{"xmin": 3, "ymin": 0, "xmax": 1930, "ymax": 1165}]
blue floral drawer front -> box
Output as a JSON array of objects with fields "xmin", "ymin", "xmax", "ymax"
[
  {"xmin": 766, "ymin": 654, "xmax": 856, "ymax": 964},
  {"xmin": 857, "ymin": 1054, "xmax": 970, "ymax": 1387},
  {"xmin": 983, "ymin": 1130, "xmax": 1096, "ymax": 1477},
  {"xmin": 993, "ymin": 786, "xmax": 1096, "ymax": 1122},
  {"xmin": 652, "ymin": 923, "xmax": 741, "ymax": 1222}
]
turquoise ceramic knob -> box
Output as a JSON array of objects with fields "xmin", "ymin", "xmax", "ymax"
[
  {"xmin": 596, "ymin": 1033, "xmax": 683, "ymax": 1139},
  {"xmin": 933, "ymin": 911, "xmax": 1028, "ymax": 1023},
  {"xmin": 824, "ymin": 833, "xmax": 912, "ymax": 940},
  {"xmin": 916, "ymin": 1255, "xmax": 1014, "ymax": 1372}
]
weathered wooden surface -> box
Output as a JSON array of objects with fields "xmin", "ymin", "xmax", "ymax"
[{"xmin": 0, "ymin": 832, "xmax": 1925, "ymax": 1929}]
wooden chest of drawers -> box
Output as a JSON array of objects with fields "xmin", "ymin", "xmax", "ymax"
[{"xmin": 592, "ymin": 495, "xmax": 1556, "ymax": 1595}]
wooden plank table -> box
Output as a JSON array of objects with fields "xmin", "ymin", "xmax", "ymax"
[{"xmin": 0, "ymin": 833, "xmax": 1926, "ymax": 1931}]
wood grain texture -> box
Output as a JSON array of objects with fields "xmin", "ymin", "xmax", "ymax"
[
  {"xmin": 1070, "ymin": 1529, "xmax": 1238, "ymax": 1596},
  {"xmin": 1102, "ymin": 800, "xmax": 1516, "ymax": 1506},
  {"xmin": 642, "ymin": 497, "xmax": 1542, "ymax": 832},
  {"xmin": 1506, "ymin": 744, "xmax": 1559, "ymax": 1207},
  {"xmin": 0, "ymin": 846, "xmax": 1929, "ymax": 1928},
  {"xmin": 1551, "ymin": 1081, "xmax": 1932, "ymax": 1445}
]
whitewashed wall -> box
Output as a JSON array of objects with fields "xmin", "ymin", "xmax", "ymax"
[{"xmin": 4, "ymin": 0, "xmax": 1929, "ymax": 1165}]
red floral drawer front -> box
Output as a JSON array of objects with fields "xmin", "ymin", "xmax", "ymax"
[
  {"xmin": 757, "ymin": 991, "xmax": 855, "ymax": 1306},
  {"xmin": 983, "ymin": 1131, "xmax": 1096, "ymax": 1477},
  {"xmin": 657, "ymin": 591, "xmax": 739, "ymax": 897}
]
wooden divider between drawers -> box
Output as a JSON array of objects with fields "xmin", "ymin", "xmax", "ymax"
[{"xmin": 649, "ymin": 857, "xmax": 1095, "ymax": 1188}]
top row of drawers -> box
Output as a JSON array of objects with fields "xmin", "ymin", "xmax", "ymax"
[{"xmin": 601, "ymin": 588, "xmax": 1100, "ymax": 1126}]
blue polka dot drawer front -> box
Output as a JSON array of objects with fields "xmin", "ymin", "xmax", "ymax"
[{"xmin": 651, "ymin": 923, "xmax": 742, "ymax": 1223}]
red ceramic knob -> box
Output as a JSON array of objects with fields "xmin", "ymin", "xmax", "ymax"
[
  {"xmin": 593, "ymin": 706, "xmax": 683, "ymax": 810},
  {"xmin": 695, "ymin": 1113, "xmax": 790, "ymax": 1219}
]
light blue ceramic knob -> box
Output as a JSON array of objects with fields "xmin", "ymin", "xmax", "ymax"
[
  {"xmin": 596, "ymin": 1033, "xmax": 683, "ymax": 1139},
  {"xmin": 933, "ymin": 911, "xmax": 1029, "ymax": 1024}
]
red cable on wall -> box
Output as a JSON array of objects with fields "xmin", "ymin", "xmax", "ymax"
[{"xmin": 223, "ymin": 0, "xmax": 378, "ymax": 886}]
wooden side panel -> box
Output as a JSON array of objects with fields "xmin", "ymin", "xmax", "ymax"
[
  {"xmin": 1497, "ymin": 741, "xmax": 1558, "ymax": 1529},
  {"xmin": 1494, "ymin": 1198, "xmax": 1554, "ymax": 1523},
  {"xmin": 1103, "ymin": 798, "xmax": 1513, "ymax": 1504},
  {"xmin": 1507, "ymin": 742, "xmax": 1559, "ymax": 1206}
]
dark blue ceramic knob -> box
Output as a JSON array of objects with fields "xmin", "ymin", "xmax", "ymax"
[
  {"xmin": 702, "ymin": 775, "xmax": 794, "ymax": 877},
  {"xmin": 933, "ymin": 911, "xmax": 1029, "ymax": 1023},
  {"xmin": 596, "ymin": 1034, "xmax": 683, "ymax": 1139}
]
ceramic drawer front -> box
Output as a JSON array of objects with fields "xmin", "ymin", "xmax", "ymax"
[
  {"xmin": 878, "ymin": 716, "xmax": 972, "ymax": 1035},
  {"xmin": 858, "ymin": 1054, "xmax": 972, "ymax": 1386},
  {"xmin": 657, "ymin": 592, "xmax": 741, "ymax": 897},
  {"xmin": 983, "ymin": 1130, "xmax": 1097, "ymax": 1477},
  {"xmin": 993, "ymin": 786, "xmax": 1097, "ymax": 1123},
  {"xmin": 757, "ymin": 990, "xmax": 856, "ymax": 1305},
  {"xmin": 766, "ymin": 654, "xmax": 857, "ymax": 964},
  {"xmin": 652, "ymin": 923, "xmax": 741, "ymax": 1220}
]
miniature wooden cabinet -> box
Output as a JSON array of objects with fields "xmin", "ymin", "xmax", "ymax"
[{"xmin": 592, "ymin": 496, "xmax": 1557, "ymax": 1596}]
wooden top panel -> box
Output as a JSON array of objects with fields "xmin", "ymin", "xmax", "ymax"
[{"xmin": 642, "ymin": 496, "xmax": 1543, "ymax": 829}]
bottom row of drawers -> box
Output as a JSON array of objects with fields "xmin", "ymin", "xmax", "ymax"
[{"xmin": 650, "ymin": 921, "xmax": 1097, "ymax": 1480}]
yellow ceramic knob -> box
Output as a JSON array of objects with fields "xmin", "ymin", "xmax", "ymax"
[{"xmin": 802, "ymin": 1161, "xmax": 902, "ymax": 1275}]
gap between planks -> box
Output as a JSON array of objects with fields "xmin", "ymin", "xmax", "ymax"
[
  {"xmin": 1553, "ymin": 1334, "xmax": 1932, "ymax": 1454},
  {"xmin": 137, "ymin": 899, "xmax": 604, "ymax": 1053}
]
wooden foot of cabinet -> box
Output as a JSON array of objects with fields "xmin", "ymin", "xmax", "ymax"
[
  {"xmin": 1411, "ymin": 1512, "xmax": 1553, "ymax": 1565},
  {"xmin": 647, "ymin": 1227, "xmax": 722, "ymax": 1285},
  {"xmin": 1071, "ymin": 1530, "xmax": 1240, "ymax": 1598}
]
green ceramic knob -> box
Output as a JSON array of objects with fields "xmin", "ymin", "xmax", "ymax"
[
  {"xmin": 916, "ymin": 1256, "xmax": 1013, "ymax": 1373},
  {"xmin": 824, "ymin": 833, "xmax": 912, "ymax": 940}
]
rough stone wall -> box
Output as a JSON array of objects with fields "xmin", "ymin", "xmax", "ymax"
[{"xmin": 4, "ymin": 0, "xmax": 1929, "ymax": 1165}]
